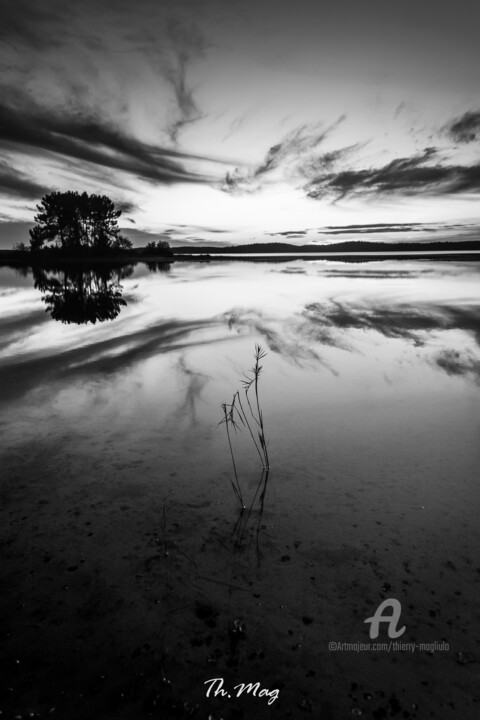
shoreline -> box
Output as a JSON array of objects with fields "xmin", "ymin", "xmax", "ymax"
[
  {"xmin": 0, "ymin": 250, "xmax": 174, "ymax": 267},
  {"xmin": 172, "ymin": 252, "xmax": 480, "ymax": 263}
]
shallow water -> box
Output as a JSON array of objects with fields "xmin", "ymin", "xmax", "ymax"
[{"xmin": 1, "ymin": 258, "xmax": 480, "ymax": 718}]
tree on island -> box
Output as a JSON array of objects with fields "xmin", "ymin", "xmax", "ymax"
[
  {"xmin": 29, "ymin": 191, "xmax": 133, "ymax": 252},
  {"xmin": 145, "ymin": 240, "xmax": 171, "ymax": 253}
]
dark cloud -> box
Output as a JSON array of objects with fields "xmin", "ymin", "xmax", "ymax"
[
  {"xmin": 266, "ymin": 229, "xmax": 308, "ymax": 236},
  {"xmin": 0, "ymin": 98, "xmax": 220, "ymax": 187},
  {"xmin": 115, "ymin": 200, "xmax": 137, "ymax": 214},
  {"xmin": 445, "ymin": 110, "xmax": 480, "ymax": 144},
  {"xmin": 221, "ymin": 168, "xmax": 259, "ymax": 195},
  {"xmin": 322, "ymin": 222, "xmax": 429, "ymax": 235},
  {"xmin": 306, "ymin": 148, "xmax": 480, "ymax": 200},
  {"xmin": 174, "ymin": 223, "xmax": 232, "ymax": 235},
  {"xmin": 0, "ymin": 1, "xmax": 212, "ymax": 154},
  {"xmin": 0, "ymin": 159, "xmax": 49, "ymax": 199},
  {"xmin": 435, "ymin": 349, "xmax": 480, "ymax": 384}
]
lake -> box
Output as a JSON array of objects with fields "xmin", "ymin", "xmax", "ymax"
[{"xmin": 1, "ymin": 257, "xmax": 479, "ymax": 719}]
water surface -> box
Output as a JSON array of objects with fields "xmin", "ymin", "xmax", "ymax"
[{"xmin": 1, "ymin": 258, "xmax": 479, "ymax": 718}]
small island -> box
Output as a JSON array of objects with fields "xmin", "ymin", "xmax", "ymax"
[{"xmin": 0, "ymin": 191, "xmax": 173, "ymax": 266}]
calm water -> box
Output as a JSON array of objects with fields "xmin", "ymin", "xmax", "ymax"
[
  {"xmin": 1, "ymin": 259, "xmax": 479, "ymax": 464},
  {"xmin": 1, "ymin": 257, "xmax": 480, "ymax": 717}
]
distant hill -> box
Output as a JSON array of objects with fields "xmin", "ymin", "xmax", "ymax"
[{"xmin": 174, "ymin": 240, "xmax": 480, "ymax": 254}]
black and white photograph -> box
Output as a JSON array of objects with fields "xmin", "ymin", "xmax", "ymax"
[{"xmin": 1, "ymin": 1, "xmax": 479, "ymax": 718}]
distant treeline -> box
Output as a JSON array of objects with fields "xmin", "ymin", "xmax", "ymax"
[
  {"xmin": 0, "ymin": 246, "xmax": 173, "ymax": 267},
  {"xmin": 173, "ymin": 240, "xmax": 480, "ymax": 254}
]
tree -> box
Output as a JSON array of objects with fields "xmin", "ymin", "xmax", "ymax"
[
  {"xmin": 145, "ymin": 239, "xmax": 172, "ymax": 253},
  {"xmin": 29, "ymin": 191, "xmax": 132, "ymax": 252},
  {"xmin": 12, "ymin": 241, "xmax": 28, "ymax": 251}
]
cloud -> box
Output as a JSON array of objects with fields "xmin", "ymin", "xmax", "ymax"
[
  {"xmin": 305, "ymin": 147, "xmax": 480, "ymax": 200},
  {"xmin": 255, "ymin": 116, "xmax": 346, "ymax": 178},
  {"xmin": 0, "ymin": 159, "xmax": 49, "ymax": 199},
  {"xmin": 267, "ymin": 229, "xmax": 308, "ymax": 237},
  {"xmin": 221, "ymin": 168, "xmax": 260, "ymax": 195},
  {"xmin": 296, "ymin": 142, "xmax": 365, "ymax": 181},
  {"xmin": 0, "ymin": 3, "xmax": 227, "ymax": 193},
  {"xmin": 0, "ymin": 1, "xmax": 65, "ymax": 52},
  {"xmin": 321, "ymin": 222, "xmax": 429, "ymax": 235},
  {"xmin": 435, "ymin": 349, "xmax": 480, "ymax": 384},
  {"xmin": 445, "ymin": 110, "xmax": 480, "ymax": 144},
  {"xmin": 221, "ymin": 116, "xmax": 346, "ymax": 194},
  {"xmin": 115, "ymin": 200, "xmax": 138, "ymax": 215},
  {"xmin": 163, "ymin": 19, "xmax": 208, "ymax": 143},
  {"xmin": 0, "ymin": 97, "xmax": 221, "ymax": 187}
]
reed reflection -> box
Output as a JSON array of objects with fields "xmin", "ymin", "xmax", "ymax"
[{"xmin": 231, "ymin": 469, "xmax": 270, "ymax": 563}]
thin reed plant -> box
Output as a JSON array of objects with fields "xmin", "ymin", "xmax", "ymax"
[{"xmin": 219, "ymin": 344, "xmax": 270, "ymax": 509}]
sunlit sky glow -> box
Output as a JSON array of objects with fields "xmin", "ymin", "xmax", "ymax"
[{"xmin": 1, "ymin": 0, "xmax": 480, "ymax": 246}]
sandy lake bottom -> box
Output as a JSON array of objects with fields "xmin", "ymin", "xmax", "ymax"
[{"xmin": 1, "ymin": 258, "xmax": 480, "ymax": 719}]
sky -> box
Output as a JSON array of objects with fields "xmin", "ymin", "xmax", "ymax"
[{"xmin": 1, "ymin": 0, "xmax": 480, "ymax": 247}]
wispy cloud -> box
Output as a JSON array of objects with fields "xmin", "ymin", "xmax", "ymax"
[
  {"xmin": 254, "ymin": 117, "xmax": 346, "ymax": 177},
  {"xmin": 221, "ymin": 116, "xmax": 347, "ymax": 194},
  {"xmin": 322, "ymin": 222, "xmax": 433, "ymax": 235},
  {"xmin": 305, "ymin": 147, "xmax": 480, "ymax": 200},
  {"xmin": 0, "ymin": 158, "xmax": 49, "ymax": 199},
  {"xmin": 115, "ymin": 200, "xmax": 138, "ymax": 215},
  {"xmin": 435, "ymin": 348, "xmax": 480, "ymax": 384},
  {"xmin": 221, "ymin": 168, "xmax": 260, "ymax": 195},
  {"xmin": 0, "ymin": 2, "xmax": 227, "ymax": 202},
  {"xmin": 296, "ymin": 142, "xmax": 365, "ymax": 180},
  {"xmin": 0, "ymin": 96, "xmax": 220, "ymax": 189},
  {"xmin": 444, "ymin": 110, "xmax": 480, "ymax": 144},
  {"xmin": 163, "ymin": 19, "xmax": 208, "ymax": 143}
]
